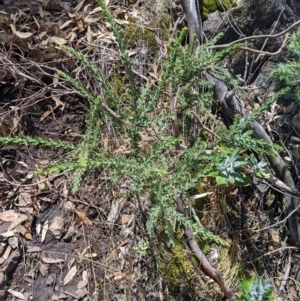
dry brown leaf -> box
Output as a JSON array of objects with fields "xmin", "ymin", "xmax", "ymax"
[
  {"xmin": 16, "ymin": 224, "xmax": 32, "ymax": 240},
  {"xmin": 87, "ymin": 25, "xmax": 92, "ymax": 43},
  {"xmin": 84, "ymin": 252, "xmax": 97, "ymax": 258},
  {"xmin": 42, "ymin": 257, "xmax": 64, "ymax": 264},
  {"xmin": 88, "ymin": 7, "xmax": 102, "ymax": 15},
  {"xmin": 68, "ymin": 258, "xmax": 76, "ymax": 270},
  {"xmin": 59, "ymin": 20, "xmax": 73, "ymax": 29},
  {"xmin": 128, "ymin": 50, "xmax": 138, "ymax": 57},
  {"xmin": 80, "ymin": 246, "xmax": 91, "ymax": 257},
  {"xmin": 63, "ymin": 265, "xmax": 77, "ymax": 285},
  {"xmin": 3, "ymin": 245, "xmax": 11, "ymax": 260},
  {"xmin": 82, "ymin": 270, "xmax": 88, "ymax": 281},
  {"xmin": 75, "ymin": 289, "xmax": 86, "ymax": 299},
  {"xmin": 8, "ymin": 237, "xmax": 18, "ymax": 249},
  {"xmin": 39, "ymin": 263, "xmax": 48, "ymax": 277},
  {"xmin": 10, "ymin": 24, "xmax": 33, "ymax": 39},
  {"xmin": 39, "ymin": 109, "xmax": 53, "ymax": 122},
  {"xmin": 0, "ymin": 230, "xmax": 15, "ymax": 237},
  {"xmin": 49, "ymin": 36, "xmax": 67, "ymax": 45},
  {"xmin": 74, "ymin": 210, "xmax": 93, "ymax": 226},
  {"xmin": 45, "ymin": 2, "xmax": 64, "ymax": 11},
  {"xmin": 62, "ymin": 182, "xmax": 69, "ymax": 197},
  {"xmin": 64, "ymin": 201, "xmax": 75, "ymax": 212},
  {"xmin": 114, "ymin": 19, "xmax": 129, "ymax": 25},
  {"xmin": 98, "ymin": 37, "xmax": 113, "ymax": 44},
  {"xmin": 62, "ymin": 225, "xmax": 75, "ymax": 241},
  {"xmin": 113, "ymin": 272, "xmax": 126, "ymax": 281},
  {"xmin": 107, "ymin": 197, "xmax": 126, "ymax": 223},
  {"xmin": 0, "ymin": 210, "xmax": 18, "ymax": 222},
  {"xmin": 83, "ymin": 16, "xmax": 100, "ymax": 23},
  {"xmin": 74, "ymin": 0, "xmax": 85, "ymax": 12},
  {"xmin": 8, "ymin": 289, "xmax": 25, "ymax": 300},
  {"xmin": 8, "ymin": 214, "xmax": 28, "ymax": 230},
  {"xmin": 18, "ymin": 192, "xmax": 32, "ymax": 209},
  {"xmin": 152, "ymin": 63, "xmax": 157, "ymax": 74},
  {"xmin": 51, "ymin": 91, "xmax": 64, "ymax": 106},
  {"xmin": 267, "ymin": 173, "xmax": 295, "ymax": 193},
  {"xmin": 121, "ymin": 214, "xmax": 133, "ymax": 225},
  {"xmin": 36, "ymin": 222, "xmax": 41, "ymax": 236},
  {"xmin": 41, "ymin": 219, "xmax": 49, "ymax": 243},
  {"xmin": 33, "ymin": 15, "xmax": 40, "ymax": 29},
  {"xmin": 270, "ymin": 230, "xmax": 280, "ymax": 243},
  {"xmin": 27, "ymin": 246, "xmax": 42, "ymax": 253},
  {"xmin": 149, "ymin": 72, "xmax": 158, "ymax": 80},
  {"xmin": 37, "ymin": 175, "xmax": 46, "ymax": 191},
  {"xmin": 77, "ymin": 279, "xmax": 88, "ymax": 289},
  {"xmin": 49, "ymin": 216, "xmax": 64, "ymax": 239}
]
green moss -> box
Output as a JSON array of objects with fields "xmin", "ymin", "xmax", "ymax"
[
  {"xmin": 109, "ymin": 73, "xmax": 123, "ymax": 96},
  {"xmin": 157, "ymin": 240, "xmax": 195, "ymax": 294},
  {"xmin": 201, "ymin": 0, "xmax": 237, "ymax": 19},
  {"xmin": 122, "ymin": 14, "xmax": 170, "ymax": 50},
  {"xmin": 203, "ymin": 0, "xmax": 218, "ymax": 12}
]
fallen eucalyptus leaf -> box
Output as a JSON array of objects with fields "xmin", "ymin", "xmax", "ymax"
[
  {"xmin": 8, "ymin": 289, "xmax": 25, "ymax": 300},
  {"xmin": 10, "ymin": 24, "xmax": 33, "ymax": 39},
  {"xmin": 0, "ymin": 210, "xmax": 18, "ymax": 222},
  {"xmin": 42, "ymin": 257, "xmax": 64, "ymax": 264},
  {"xmin": 63, "ymin": 265, "xmax": 77, "ymax": 285}
]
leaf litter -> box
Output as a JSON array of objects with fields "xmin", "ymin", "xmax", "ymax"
[{"xmin": 0, "ymin": 0, "xmax": 298, "ymax": 300}]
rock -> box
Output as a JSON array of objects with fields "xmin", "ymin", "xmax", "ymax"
[
  {"xmin": 8, "ymin": 237, "xmax": 18, "ymax": 249},
  {"xmin": 0, "ymin": 289, "xmax": 8, "ymax": 300},
  {"xmin": 49, "ymin": 216, "xmax": 65, "ymax": 240},
  {"xmin": 0, "ymin": 272, "xmax": 6, "ymax": 289},
  {"xmin": 203, "ymin": 11, "xmax": 222, "ymax": 38},
  {"xmin": 292, "ymin": 112, "xmax": 300, "ymax": 134},
  {"xmin": 3, "ymin": 248, "xmax": 21, "ymax": 273}
]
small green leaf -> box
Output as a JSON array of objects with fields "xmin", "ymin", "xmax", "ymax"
[
  {"xmin": 232, "ymin": 173, "xmax": 252, "ymax": 186},
  {"xmin": 216, "ymin": 175, "xmax": 229, "ymax": 186},
  {"xmin": 241, "ymin": 276, "xmax": 274, "ymax": 301}
]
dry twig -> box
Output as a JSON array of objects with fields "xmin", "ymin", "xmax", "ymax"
[{"xmin": 176, "ymin": 196, "xmax": 236, "ymax": 301}]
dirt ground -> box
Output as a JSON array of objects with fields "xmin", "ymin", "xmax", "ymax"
[{"xmin": 0, "ymin": 1, "xmax": 153, "ymax": 300}]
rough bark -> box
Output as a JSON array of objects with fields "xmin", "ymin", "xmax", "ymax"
[{"xmin": 180, "ymin": 0, "xmax": 203, "ymax": 44}]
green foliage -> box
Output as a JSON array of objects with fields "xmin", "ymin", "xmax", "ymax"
[
  {"xmin": 0, "ymin": 136, "xmax": 75, "ymax": 150},
  {"xmin": 0, "ymin": 0, "xmax": 285, "ymax": 250},
  {"xmin": 135, "ymin": 241, "xmax": 150, "ymax": 255},
  {"xmin": 212, "ymin": 149, "xmax": 269, "ymax": 186},
  {"xmin": 241, "ymin": 276, "xmax": 274, "ymax": 301},
  {"xmin": 269, "ymin": 29, "xmax": 300, "ymax": 99},
  {"xmin": 214, "ymin": 149, "xmax": 251, "ymax": 186},
  {"xmin": 202, "ymin": 0, "xmax": 237, "ymax": 19}
]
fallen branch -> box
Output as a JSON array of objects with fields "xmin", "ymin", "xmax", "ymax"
[
  {"xmin": 176, "ymin": 196, "xmax": 236, "ymax": 301},
  {"xmin": 210, "ymin": 20, "xmax": 300, "ymax": 50},
  {"xmin": 205, "ymin": 71, "xmax": 300, "ymax": 247},
  {"xmin": 191, "ymin": 111, "xmax": 220, "ymax": 139},
  {"xmin": 239, "ymin": 33, "xmax": 289, "ymax": 57}
]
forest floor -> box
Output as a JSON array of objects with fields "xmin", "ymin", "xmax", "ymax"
[{"xmin": 0, "ymin": 0, "xmax": 299, "ymax": 300}]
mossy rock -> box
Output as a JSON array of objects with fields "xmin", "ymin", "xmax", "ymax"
[
  {"xmin": 156, "ymin": 240, "xmax": 195, "ymax": 294},
  {"xmin": 201, "ymin": 0, "xmax": 237, "ymax": 19}
]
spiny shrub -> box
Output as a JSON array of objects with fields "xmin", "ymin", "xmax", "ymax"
[{"xmin": 0, "ymin": 0, "xmax": 284, "ymax": 246}]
